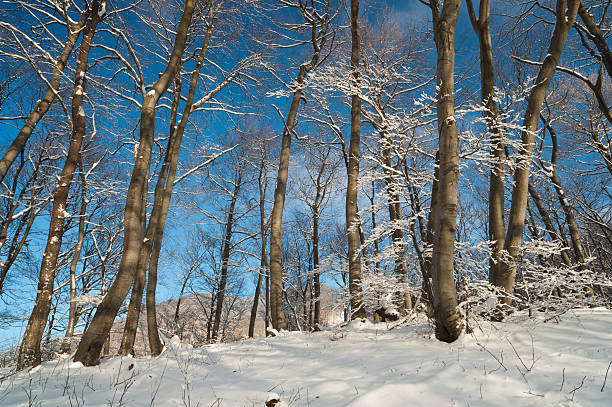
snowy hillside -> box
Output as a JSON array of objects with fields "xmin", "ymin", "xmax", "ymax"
[{"xmin": 1, "ymin": 308, "xmax": 611, "ymax": 406}]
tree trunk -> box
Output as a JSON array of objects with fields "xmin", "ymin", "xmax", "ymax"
[
  {"xmin": 119, "ymin": 70, "xmax": 182, "ymax": 357},
  {"xmin": 62, "ymin": 162, "xmax": 88, "ymax": 353},
  {"xmin": 73, "ymin": 0, "xmax": 195, "ymax": 366},
  {"xmin": 174, "ymin": 267, "xmax": 193, "ymax": 337},
  {"xmin": 370, "ymin": 182, "xmax": 381, "ymax": 275},
  {"xmin": 420, "ymin": 152, "xmax": 439, "ymax": 309},
  {"xmin": 211, "ymin": 168, "xmax": 242, "ymax": 341},
  {"xmin": 528, "ymin": 183, "xmax": 573, "ymax": 266},
  {"xmin": 18, "ymin": 2, "xmax": 103, "ymax": 369},
  {"xmin": 118, "ymin": 177, "xmax": 149, "ymax": 356},
  {"xmin": 381, "ymin": 133, "xmax": 411, "ymax": 313},
  {"xmin": 269, "ymin": 63, "xmax": 318, "ymax": 329},
  {"xmin": 249, "ymin": 161, "xmax": 267, "ymax": 338},
  {"xmin": 466, "ymin": 0, "xmax": 506, "ymax": 284},
  {"xmin": 578, "ymin": 1, "xmax": 612, "ymax": 79},
  {"xmin": 495, "ymin": 0, "xmax": 580, "ymax": 306},
  {"xmin": 145, "ymin": 7, "xmax": 220, "ymax": 353},
  {"xmin": 312, "ymin": 209, "xmax": 321, "ymax": 328},
  {"xmin": 429, "ymin": 0, "xmax": 463, "ymax": 343},
  {"xmin": 541, "ymin": 118, "xmax": 588, "ymax": 266},
  {"xmin": 346, "ymin": 0, "xmax": 366, "ymax": 320}
]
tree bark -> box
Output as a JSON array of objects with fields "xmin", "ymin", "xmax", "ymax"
[
  {"xmin": 145, "ymin": 2, "xmax": 223, "ymax": 353},
  {"xmin": 495, "ymin": 0, "xmax": 580, "ymax": 306},
  {"xmin": 465, "ymin": 0, "xmax": 506, "ymax": 284},
  {"xmin": 249, "ymin": 161, "xmax": 267, "ymax": 337},
  {"xmin": 62, "ymin": 162, "xmax": 88, "ymax": 353},
  {"xmin": 119, "ymin": 66, "xmax": 183, "ymax": 357},
  {"xmin": 73, "ymin": 0, "xmax": 196, "ymax": 366},
  {"xmin": 18, "ymin": 2, "xmax": 103, "ymax": 369},
  {"xmin": 381, "ymin": 133, "xmax": 412, "ymax": 313},
  {"xmin": 420, "ymin": 152, "xmax": 440, "ymax": 309},
  {"xmin": 541, "ymin": 118, "xmax": 588, "ymax": 266},
  {"xmin": 577, "ymin": 1, "xmax": 612, "ymax": 79},
  {"xmin": 430, "ymin": 0, "xmax": 464, "ymax": 342},
  {"xmin": 528, "ymin": 183, "xmax": 573, "ymax": 266},
  {"xmin": 211, "ymin": 168, "xmax": 242, "ymax": 341},
  {"xmin": 346, "ymin": 0, "xmax": 366, "ymax": 320},
  {"xmin": 269, "ymin": 61, "xmax": 320, "ymax": 330}
]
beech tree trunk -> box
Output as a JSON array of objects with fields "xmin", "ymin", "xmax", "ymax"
[
  {"xmin": 578, "ymin": 1, "xmax": 612, "ymax": 79},
  {"xmin": 62, "ymin": 163, "xmax": 88, "ymax": 353},
  {"xmin": 249, "ymin": 161, "xmax": 267, "ymax": 338},
  {"xmin": 17, "ymin": 2, "xmax": 103, "ymax": 369},
  {"xmin": 420, "ymin": 152, "xmax": 440, "ymax": 309},
  {"xmin": 346, "ymin": 0, "xmax": 366, "ymax": 320},
  {"xmin": 381, "ymin": 134, "xmax": 411, "ymax": 313},
  {"xmin": 466, "ymin": 0, "xmax": 506, "ymax": 284},
  {"xmin": 495, "ymin": 0, "xmax": 580, "ymax": 306},
  {"xmin": 269, "ymin": 59, "xmax": 320, "ymax": 331},
  {"xmin": 73, "ymin": 0, "xmax": 196, "ymax": 366},
  {"xmin": 312, "ymin": 209, "xmax": 321, "ymax": 328},
  {"xmin": 429, "ymin": 0, "xmax": 463, "ymax": 342},
  {"xmin": 212, "ymin": 168, "xmax": 242, "ymax": 341},
  {"xmin": 146, "ymin": 5, "xmax": 222, "ymax": 353},
  {"xmin": 528, "ymin": 183, "xmax": 573, "ymax": 266},
  {"xmin": 541, "ymin": 118, "xmax": 588, "ymax": 267}
]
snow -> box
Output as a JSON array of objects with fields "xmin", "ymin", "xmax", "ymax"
[
  {"xmin": 59, "ymin": 207, "xmax": 71, "ymax": 218},
  {"xmin": 72, "ymin": 294, "xmax": 104, "ymax": 305},
  {"xmin": 78, "ymin": 105, "xmax": 85, "ymax": 117},
  {"xmin": 147, "ymin": 89, "xmax": 156, "ymax": 96},
  {"xmin": 98, "ymin": 2, "xmax": 106, "ymax": 18},
  {"xmin": 1, "ymin": 308, "xmax": 611, "ymax": 406}
]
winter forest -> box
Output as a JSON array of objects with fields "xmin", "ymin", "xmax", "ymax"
[{"xmin": 0, "ymin": 0, "xmax": 610, "ymax": 405}]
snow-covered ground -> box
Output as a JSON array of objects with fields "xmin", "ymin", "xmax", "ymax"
[{"xmin": 1, "ymin": 308, "xmax": 611, "ymax": 406}]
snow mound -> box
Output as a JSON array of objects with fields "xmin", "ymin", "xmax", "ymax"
[{"xmin": 1, "ymin": 308, "xmax": 611, "ymax": 406}]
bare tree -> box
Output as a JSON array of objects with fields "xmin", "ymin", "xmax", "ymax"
[
  {"xmin": 495, "ymin": 0, "xmax": 581, "ymax": 309},
  {"xmin": 346, "ymin": 0, "xmax": 366, "ymax": 319},
  {"xmin": 248, "ymin": 144, "xmax": 271, "ymax": 338},
  {"xmin": 465, "ymin": 0, "xmax": 506, "ymax": 284},
  {"xmin": 74, "ymin": 0, "xmax": 196, "ymax": 366},
  {"xmin": 428, "ymin": 0, "xmax": 464, "ymax": 342},
  {"xmin": 18, "ymin": 0, "xmax": 106, "ymax": 369},
  {"xmin": 267, "ymin": 0, "xmax": 336, "ymax": 330},
  {"xmin": 0, "ymin": 1, "xmax": 92, "ymax": 184}
]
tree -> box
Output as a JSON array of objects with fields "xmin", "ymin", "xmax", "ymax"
[
  {"xmin": 267, "ymin": 0, "xmax": 336, "ymax": 330},
  {"xmin": 428, "ymin": 0, "xmax": 464, "ymax": 342},
  {"xmin": 248, "ymin": 142, "xmax": 271, "ymax": 338},
  {"xmin": 74, "ymin": 0, "xmax": 196, "ymax": 366},
  {"xmin": 0, "ymin": 0, "xmax": 92, "ymax": 184},
  {"xmin": 18, "ymin": 0, "xmax": 106, "ymax": 369},
  {"xmin": 295, "ymin": 141, "xmax": 337, "ymax": 328},
  {"xmin": 466, "ymin": 0, "xmax": 506, "ymax": 284},
  {"xmin": 495, "ymin": 0, "xmax": 581, "ymax": 309},
  {"xmin": 346, "ymin": 0, "xmax": 366, "ymax": 320},
  {"xmin": 211, "ymin": 154, "xmax": 246, "ymax": 341}
]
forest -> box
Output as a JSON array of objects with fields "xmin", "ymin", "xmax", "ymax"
[{"xmin": 0, "ymin": 1, "xmax": 610, "ymax": 402}]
